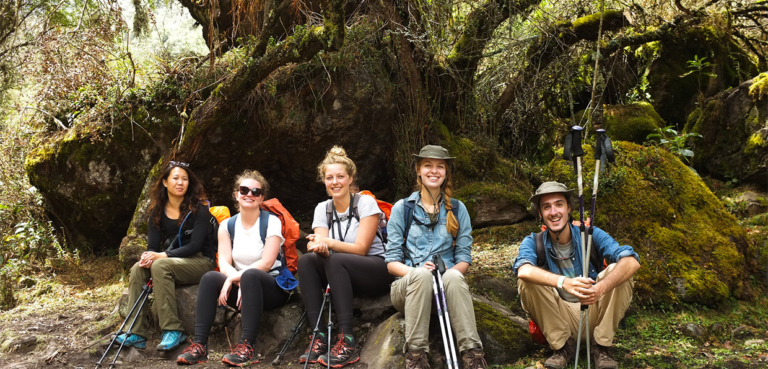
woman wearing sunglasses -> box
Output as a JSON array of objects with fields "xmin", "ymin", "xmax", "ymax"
[
  {"xmin": 177, "ymin": 170, "xmax": 289, "ymax": 367},
  {"xmin": 385, "ymin": 145, "xmax": 487, "ymax": 369},
  {"xmin": 119, "ymin": 161, "xmax": 216, "ymax": 351},
  {"xmin": 297, "ymin": 146, "xmax": 394, "ymax": 368}
]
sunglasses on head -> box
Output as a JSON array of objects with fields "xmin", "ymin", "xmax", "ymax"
[
  {"xmin": 170, "ymin": 160, "xmax": 190, "ymax": 168},
  {"xmin": 239, "ymin": 186, "xmax": 264, "ymax": 197}
]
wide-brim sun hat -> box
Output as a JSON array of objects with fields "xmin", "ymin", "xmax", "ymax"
[
  {"xmin": 412, "ymin": 145, "xmax": 455, "ymax": 161},
  {"xmin": 529, "ymin": 181, "xmax": 575, "ymax": 206}
]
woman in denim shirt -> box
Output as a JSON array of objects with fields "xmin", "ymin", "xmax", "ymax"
[{"xmin": 385, "ymin": 145, "xmax": 487, "ymax": 369}]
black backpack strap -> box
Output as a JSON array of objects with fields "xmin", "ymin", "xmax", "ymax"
[
  {"xmin": 403, "ymin": 199, "xmax": 416, "ymax": 243},
  {"xmin": 449, "ymin": 198, "xmax": 459, "ymax": 220},
  {"xmin": 228, "ymin": 213, "xmax": 239, "ymax": 245},
  {"xmin": 259, "ymin": 209, "xmax": 270, "ymax": 245},
  {"xmin": 351, "ymin": 193, "xmax": 361, "ymax": 221},
  {"xmin": 535, "ymin": 231, "xmax": 546, "ymax": 268},
  {"xmin": 325, "ymin": 199, "xmax": 333, "ymax": 229}
]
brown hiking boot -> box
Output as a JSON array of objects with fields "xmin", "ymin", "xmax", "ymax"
[
  {"xmin": 405, "ymin": 349, "xmax": 430, "ymax": 369},
  {"xmin": 544, "ymin": 338, "xmax": 576, "ymax": 369},
  {"xmin": 592, "ymin": 343, "xmax": 618, "ymax": 369},
  {"xmin": 461, "ymin": 348, "xmax": 488, "ymax": 369}
]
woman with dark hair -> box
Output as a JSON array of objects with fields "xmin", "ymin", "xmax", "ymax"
[
  {"xmin": 385, "ymin": 145, "xmax": 487, "ymax": 369},
  {"xmin": 177, "ymin": 170, "xmax": 290, "ymax": 367},
  {"xmin": 118, "ymin": 161, "xmax": 216, "ymax": 351},
  {"xmin": 297, "ymin": 146, "xmax": 394, "ymax": 368}
]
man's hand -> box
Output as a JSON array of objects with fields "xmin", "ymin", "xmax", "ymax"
[{"xmin": 563, "ymin": 276, "xmax": 596, "ymax": 301}]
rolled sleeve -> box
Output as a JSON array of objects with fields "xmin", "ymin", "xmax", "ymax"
[
  {"xmin": 513, "ymin": 234, "xmax": 538, "ymax": 275},
  {"xmin": 384, "ymin": 200, "xmax": 406, "ymax": 264},
  {"xmin": 453, "ymin": 201, "xmax": 473, "ymax": 265},
  {"xmin": 593, "ymin": 227, "xmax": 639, "ymax": 264}
]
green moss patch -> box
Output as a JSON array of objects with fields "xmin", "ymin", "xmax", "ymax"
[
  {"xmin": 473, "ymin": 300, "xmax": 535, "ymax": 362},
  {"xmin": 545, "ymin": 141, "xmax": 753, "ymax": 306},
  {"xmin": 601, "ymin": 102, "xmax": 664, "ymax": 144},
  {"xmin": 748, "ymin": 72, "xmax": 768, "ymax": 102}
]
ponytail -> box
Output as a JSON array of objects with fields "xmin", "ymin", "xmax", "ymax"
[{"xmin": 443, "ymin": 171, "xmax": 459, "ymax": 240}]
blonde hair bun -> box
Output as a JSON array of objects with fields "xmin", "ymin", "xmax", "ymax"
[{"xmin": 328, "ymin": 146, "xmax": 347, "ymax": 158}]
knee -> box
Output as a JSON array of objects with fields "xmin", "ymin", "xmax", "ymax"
[
  {"xmin": 441, "ymin": 269, "xmax": 465, "ymax": 288},
  {"xmin": 408, "ymin": 267, "xmax": 433, "ymax": 287},
  {"xmin": 241, "ymin": 268, "xmax": 267, "ymax": 282},
  {"xmin": 150, "ymin": 257, "xmax": 172, "ymax": 274},
  {"xmin": 200, "ymin": 271, "xmax": 224, "ymax": 287}
]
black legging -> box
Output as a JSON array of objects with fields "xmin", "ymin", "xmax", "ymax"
[
  {"xmin": 193, "ymin": 268, "xmax": 289, "ymax": 345},
  {"xmin": 298, "ymin": 253, "xmax": 394, "ymax": 333}
]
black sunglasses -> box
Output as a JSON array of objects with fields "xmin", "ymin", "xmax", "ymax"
[
  {"xmin": 170, "ymin": 160, "xmax": 190, "ymax": 168},
  {"xmin": 239, "ymin": 186, "xmax": 264, "ymax": 197}
]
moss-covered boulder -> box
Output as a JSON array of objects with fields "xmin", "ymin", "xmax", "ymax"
[
  {"xmin": 454, "ymin": 182, "xmax": 532, "ymax": 228},
  {"xmin": 684, "ymin": 75, "xmax": 768, "ymax": 184},
  {"xmin": 601, "ymin": 102, "xmax": 664, "ymax": 144},
  {"xmin": 646, "ymin": 25, "xmax": 759, "ymax": 126},
  {"xmin": 545, "ymin": 141, "xmax": 755, "ymax": 306},
  {"xmin": 24, "ymin": 108, "xmax": 180, "ymax": 252}
]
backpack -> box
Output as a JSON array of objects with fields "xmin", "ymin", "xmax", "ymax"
[
  {"xmin": 534, "ymin": 219, "xmax": 605, "ymax": 272},
  {"xmin": 325, "ymin": 191, "xmax": 392, "ymax": 243},
  {"xmin": 224, "ymin": 198, "xmax": 300, "ymax": 274},
  {"xmin": 170, "ymin": 201, "xmax": 222, "ymax": 257}
]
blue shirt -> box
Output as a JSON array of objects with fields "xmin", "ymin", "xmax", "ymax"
[
  {"xmin": 385, "ymin": 191, "xmax": 473, "ymax": 269},
  {"xmin": 512, "ymin": 223, "xmax": 639, "ymax": 280}
]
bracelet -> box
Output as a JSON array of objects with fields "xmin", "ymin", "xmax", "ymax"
[{"xmin": 557, "ymin": 276, "xmax": 566, "ymax": 290}]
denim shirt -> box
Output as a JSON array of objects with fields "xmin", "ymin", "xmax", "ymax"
[
  {"xmin": 385, "ymin": 191, "xmax": 473, "ymax": 269},
  {"xmin": 512, "ymin": 223, "xmax": 639, "ymax": 280}
]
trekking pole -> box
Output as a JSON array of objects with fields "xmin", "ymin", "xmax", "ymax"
[
  {"xmin": 433, "ymin": 255, "xmax": 459, "ymax": 369},
  {"xmin": 272, "ymin": 310, "xmax": 307, "ymax": 366},
  {"xmin": 105, "ymin": 279, "xmax": 153, "ymax": 369},
  {"xmin": 327, "ymin": 290, "xmax": 332, "ymax": 369},
  {"xmin": 564, "ymin": 126, "xmax": 590, "ymax": 369},
  {"xmin": 304, "ymin": 285, "xmax": 331, "ymax": 369},
  {"xmin": 581, "ymin": 129, "xmax": 615, "ymax": 368},
  {"xmin": 95, "ymin": 279, "xmax": 153, "ymax": 368},
  {"xmin": 431, "ymin": 259, "xmax": 455, "ymax": 369}
]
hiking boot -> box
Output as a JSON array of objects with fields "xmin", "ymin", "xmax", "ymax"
[
  {"xmin": 157, "ymin": 330, "xmax": 187, "ymax": 351},
  {"xmin": 176, "ymin": 342, "xmax": 208, "ymax": 365},
  {"xmin": 544, "ymin": 338, "xmax": 576, "ymax": 369},
  {"xmin": 317, "ymin": 334, "xmax": 359, "ymax": 368},
  {"xmin": 461, "ymin": 348, "xmax": 488, "ymax": 369},
  {"xmin": 405, "ymin": 349, "xmax": 430, "ymax": 369},
  {"xmin": 592, "ymin": 343, "xmax": 619, "ymax": 369},
  {"xmin": 221, "ymin": 340, "xmax": 257, "ymax": 367},
  {"xmin": 299, "ymin": 333, "xmax": 328, "ymax": 364},
  {"xmin": 115, "ymin": 333, "xmax": 147, "ymax": 349}
]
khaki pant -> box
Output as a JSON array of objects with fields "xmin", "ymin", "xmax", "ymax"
[
  {"xmin": 518, "ymin": 263, "xmax": 633, "ymax": 350},
  {"xmin": 390, "ymin": 267, "xmax": 483, "ymax": 353},
  {"xmin": 127, "ymin": 253, "xmax": 214, "ymax": 338}
]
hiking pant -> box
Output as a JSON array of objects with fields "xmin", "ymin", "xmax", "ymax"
[
  {"xmin": 298, "ymin": 252, "xmax": 393, "ymax": 334},
  {"xmin": 128, "ymin": 253, "xmax": 214, "ymax": 338},
  {"xmin": 390, "ymin": 267, "xmax": 483, "ymax": 354},
  {"xmin": 193, "ymin": 269, "xmax": 289, "ymax": 345},
  {"xmin": 518, "ymin": 263, "xmax": 634, "ymax": 350}
]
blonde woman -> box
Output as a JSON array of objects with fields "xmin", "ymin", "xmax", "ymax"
[
  {"xmin": 385, "ymin": 145, "xmax": 487, "ymax": 369},
  {"xmin": 298, "ymin": 146, "xmax": 393, "ymax": 368}
]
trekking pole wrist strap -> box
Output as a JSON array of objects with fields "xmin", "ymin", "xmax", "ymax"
[{"xmin": 557, "ymin": 276, "xmax": 566, "ymax": 290}]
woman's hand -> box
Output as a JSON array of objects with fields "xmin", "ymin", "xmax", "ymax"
[
  {"xmin": 422, "ymin": 261, "xmax": 436, "ymax": 272},
  {"xmin": 219, "ymin": 277, "xmax": 235, "ymax": 307},
  {"xmin": 306, "ymin": 235, "xmax": 330, "ymax": 257},
  {"xmin": 139, "ymin": 251, "xmax": 167, "ymax": 268}
]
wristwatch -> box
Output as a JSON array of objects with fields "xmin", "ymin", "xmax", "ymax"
[{"xmin": 557, "ymin": 276, "xmax": 566, "ymax": 290}]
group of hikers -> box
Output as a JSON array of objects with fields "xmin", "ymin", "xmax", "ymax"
[{"xmin": 114, "ymin": 143, "xmax": 641, "ymax": 369}]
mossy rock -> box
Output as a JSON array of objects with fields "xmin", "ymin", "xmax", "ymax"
[
  {"xmin": 683, "ymin": 76, "xmax": 768, "ymax": 184},
  {"xmin": 453, "ymin": 182, "xmax": 532, "ymax": 228},
  {"xmin": 601, "ymin": 102, "xmax": 664, "ymax": 144},
  {"xmin": 473, "ymin": 300, "xmax": 536, "ymax": 364},
  {"xmin": 647, "ymin": 25, "xmax": 759, "ymax": 127},
  {"xmin": 24, "ymin": 108, "xmax": 180, "ymax": 253},
  {"xmin": 545, "ymin": 141, "xmax": 754, "ymax": 306},
  {"xmin": 472, "ymin": 220, "xmax": 540, "ymax": 245}
]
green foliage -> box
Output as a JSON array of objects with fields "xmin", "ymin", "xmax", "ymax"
[
  {"xmin": 679, "ymin": 55, "xmax": 718, "ymax": 94},
  {"xmin": 646, "ymin": 126, "xmax": 702, "ymax": 165},
  {"xmin": 748, "ymin": 72, "xmax": 768, "ymax": 102}
]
